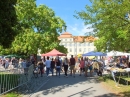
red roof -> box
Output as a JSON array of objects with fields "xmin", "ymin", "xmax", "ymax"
[
  {"xmin": 61, "ymin": 32, "xmax": 72, "ymax": 35},
  {"xmin": 58, "ymin": 32, "xmax": 96, "ymax": 42}
]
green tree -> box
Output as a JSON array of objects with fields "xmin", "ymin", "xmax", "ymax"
[
  {"xmin": 75, "ymin": 0, "xmax": 130, "ymax": 52},
  {"xmin": 39, "ymin": 32, "xmax": 67, "ymax": 54},
  {"xmin": 15, "ymin": 0, "xmax": 65, "ymax": 33},
  {"xmin": 0, "ymin": 0, "xmax": 67, "ymax": 56},
  {"xmin": 0, "ymin": 0, "xmax": 18, "ymax": 48}
]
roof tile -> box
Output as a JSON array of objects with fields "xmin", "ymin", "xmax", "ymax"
[{"xmin": 58, "ymin": 32, "xmax": 96, "ymax": 42}]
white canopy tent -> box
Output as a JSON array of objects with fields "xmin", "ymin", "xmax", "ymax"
[{"xmin": 107, "ymin": 51, "xmax": 130, "ymax": 56}]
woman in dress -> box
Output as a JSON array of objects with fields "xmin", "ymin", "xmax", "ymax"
[{"xmin": 79, "ymin": 57, "xmax": 85, "ymax": 76}]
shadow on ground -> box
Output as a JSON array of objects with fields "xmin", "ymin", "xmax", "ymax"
[
  {"xmin": 29, "ymin": 73, "xmax": 124, "ymax": 97},
  {"xmin": 94, "ymin": 91, "xmax": 130, "ymax": 97},
  {"xmin": 67, "ymin": 90, "xmax": 130, "ymax": 97},
  {"xmin": 23, "ymin": 72, "xmax": 130, "ymax": 97}
]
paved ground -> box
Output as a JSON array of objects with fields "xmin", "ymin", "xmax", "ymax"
[{"xmin": 27, "ymin": 72, "xmax": 118, "ymax": 97}]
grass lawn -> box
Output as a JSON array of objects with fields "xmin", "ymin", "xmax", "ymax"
[
  {"xmin": 98, "ymin": 75, "xmax": 130, "ymax": 97},
  {"xmin": 1, "ymin": 92, "xmax": 22, "ymax": 97},
  {"xmin": 121, "ymin": 76, "xmax": 130, "ymax": 81}
]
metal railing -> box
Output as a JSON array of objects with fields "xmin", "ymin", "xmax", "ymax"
[{"xmin": 0, "ymin": 65, "xmax": 34, "ymax": 96}]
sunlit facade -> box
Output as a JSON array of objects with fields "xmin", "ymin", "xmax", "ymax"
[{"xmin": 58, "ymin": 32, "xmax": 97, "ymax": 57}]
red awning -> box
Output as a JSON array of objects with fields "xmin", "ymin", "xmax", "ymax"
[{"xmin": 41, "ymin": 49, "xmax": 67, "ymax": 56}]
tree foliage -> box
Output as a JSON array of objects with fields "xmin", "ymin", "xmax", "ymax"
[
  {"xmin": 15, "ymin": 0, "xmax": 65, "ymax": 33},
  {"xmin": 0, "ymin": 0, "xmax": 18, "ymax": 48},
  {"xmin": 75, "ymin": 0, "xmax": 130, "ymax": 52},
  {"xmin": 0, "ymin": 0, "xmax": 67, "ymax": 55}
]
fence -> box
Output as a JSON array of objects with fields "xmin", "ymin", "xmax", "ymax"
[{"xmin": 0, "ymin": 65, "xmax": 34, "ymax": 96}]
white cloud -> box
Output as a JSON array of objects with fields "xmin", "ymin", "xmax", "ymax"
[{"xmin": 67, "ymin": 23, "xmax": 94, "ymax": 36}]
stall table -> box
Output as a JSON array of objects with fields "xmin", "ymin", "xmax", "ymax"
[{"xmin": 106, "ymin": 67, "xmax": 130, "ymax": 86}]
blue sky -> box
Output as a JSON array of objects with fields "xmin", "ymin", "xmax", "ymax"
[{"xmin": 36, "ymin": 0, "xmax": 92, "ymax": 36}]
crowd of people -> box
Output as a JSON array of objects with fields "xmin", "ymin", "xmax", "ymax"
[
  {"xmin": 34, "ymin": 55, "xmax": 105, "ymax": 78},
  {"xmin": 1, "ymin": 54, "xmax": 130, "ymax": 79},
  {"xmin": 0, "ymin": 57, "xmax": 34, "ymax": 74},
  {"xmin": 35, "ymin": 55, "xmax": 76, "ymax": 78},
  {"xmin": 112, "ymin": 56, "xmax": 130, "ymax": 68}
]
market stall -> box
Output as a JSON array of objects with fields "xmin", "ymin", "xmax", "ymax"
[{"xmin": 106, "ymin": 67, "xmax": 130, "ymax": 86}]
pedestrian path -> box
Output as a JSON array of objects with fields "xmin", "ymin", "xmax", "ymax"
[
  {"xmin": 30, "ymin": 73, "xmax": 118, "ymax": 97},
  {"xmin": 20, "ymin": 74, "xmax": 50, "ymax": 97}
]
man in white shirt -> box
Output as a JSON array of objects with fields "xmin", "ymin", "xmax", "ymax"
[{"xmin": 45, "ymin": 56, "xmax": 51, "ymax": 77}]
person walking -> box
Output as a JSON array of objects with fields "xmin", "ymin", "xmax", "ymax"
[
  {"xmin": 33, "ymin": 64, "xmax": 39, "ymax": 78},
  {"xmin": 69, "ymin": 55, "xmax": 76, "ymax": 77},
  {"xmin": 59, "ymin": 57, "xmax": 63, "ymax": 72},
  {"xmin": 88, "ymin": 59, "xmax": 93, "ymax": 77},
  {"xmin": 42, "ymin": 56, "xmax": 46, "ymax": 74},
  {"xmin": 22, "ymin": 59, "xmax": 27, "ymax": 75},
  {"xmin": 18, "ymin": 58, "xmax": 23, "ymax": 68},
  {"xmin": 50, "ymin": 58, "xmax": 55, "ymax": 76},
  {"xmin": 37, "ymin": 59, "xmax": 44, "ymax": 77},
  {"xmin": 93, "ymin": 60, "xmax": 99, "ymax": 76},
  {"xmin": 63, "ymin": 57, "xmax": 69, "ymax": 77},
  {"xmin": 84, "ymin": 57, "xmax": 89, "ymax": 77},
  {"xmin": 45, "ymin": 57, "xmax": 51, "ymax": 77},
  {"xmin": 55, "ymin": 57, "xmax": 61, "ymax": 78},
  {"xmin": 79, "ymin": 57, "xmax": 85, "ymax": 76}
]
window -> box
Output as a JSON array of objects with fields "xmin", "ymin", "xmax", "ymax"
[
  {"xmin": 70, "ymin": 39, "xmax": 71, "ymax": 41},
  {"xmin": 79, "ymin": 43, "xmax": 81, "ymax": 46},
  {"xmin": 84, "ymin": 43, "xmax": 86, "ymax": 46},
  {"xmin": 82, "ymin": 43, "xmax": 84, "ymax": 46},
  {"xmin": 74, "ymin": 43, "xmax": 76, "ymax": 46},
  {"xmin": 64, "ymin": 43, "xmax": 67, "ymax": 46},
  {"xmin": 75, "ymin": 48, "xmax": 77, "ymax": 52},
  {"xmin": 79, "ymin": 48, "xmax": 82, "ymax": 52},
  {"xmin": 70, "ymin": 48, "xmax": 72, "ymax": 52},
  {"xmin": 66, "ymin": 43, "xmax": 68, "ymax": 46},
  {"xmin": 88, "ymin": 42, "xmax": 90, "ymax": 46},
  {"xmin": 81, "ymin": 43, "xmax": 83, "ymax": 46},
  {"xmin": 84, "ymin": 48, "xmax": 86, "ymax": 52},
  {"xmin": 88, "ymin": 48, "xmax": 90, "ymax": 52},
  {"xmin": 86, "ymin": 42, "xmax": 88, "ymax": 46},
  {"xmin": 91, "ymin": 42, "xmax": 94, "ymax": 46},
  {"xmin": 69, "ymin": 43, "xmax": 71, "ymax": 46},
  {"xmin": 72, "ymin": 43, "xmax": 74, "ymax": 46},
  {"xmin": 65, "ymin": 39, "xmax": 67, "ymax": 41}
]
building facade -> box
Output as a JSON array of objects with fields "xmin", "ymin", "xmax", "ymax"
[{"xmin": 58, "ymin": 32, "xmax": 97, "ymax": 57}]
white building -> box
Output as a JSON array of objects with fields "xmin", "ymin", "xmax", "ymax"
[{"xmin": 58, "ymin": 32, "xmax": 97, "ymax": 57}]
